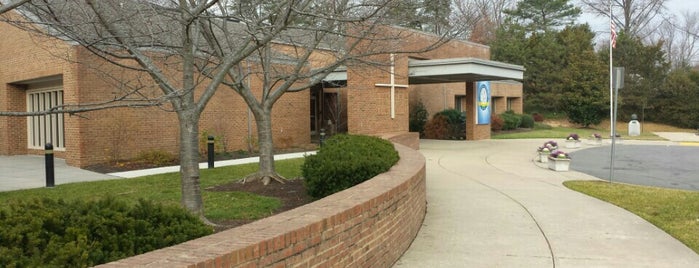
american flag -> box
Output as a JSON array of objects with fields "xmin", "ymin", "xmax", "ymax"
[{"xmin": 611, "ymin": 23, "xmax": 617, "ymax": 49}]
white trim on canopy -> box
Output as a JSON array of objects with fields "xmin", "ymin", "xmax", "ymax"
[{"xmin": 407, "ymin": 57, "xmax": 524, "ymax": 84}]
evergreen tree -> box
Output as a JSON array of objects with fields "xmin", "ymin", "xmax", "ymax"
[
  {"xmin": 600, "ymin": 32, "xmax": 670, "ymax": 121},
  {"xmin": 504, "ymin": 0, "xmax": 581, "ymax": 33},
  {"xmin": 492, "ymin": 21, "xmax": 566, "ymax": 112},
  {"xmin": 558, "ymin": 25, "xmax": 608, "ymax": 127},
  {"xmin": 420, "ymin": 0, "xmax": 452, "ymax": 34},
  {"xmin": 653, "ymin": 69, "xmax": 699, "ymax": 128}
]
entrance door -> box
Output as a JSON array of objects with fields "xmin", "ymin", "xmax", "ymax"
[{"xmin": 310, "ymin": 84, "xmax": 323, "ymax": 135}]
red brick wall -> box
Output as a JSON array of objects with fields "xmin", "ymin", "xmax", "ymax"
[
  {"xmin": 0, "ymin": 17, "xmax": 75, "ymax": 158},
  {"xmin": 410, "ymin": 82, "xmax": 466, "ymax": 117},
  {"xmin": 0, "ymin": 84, "xmax": 27, "ymax": 154},
  {"xmin": 346, "ymin": 53, "xmax": 409, "ymax": 135},
  {"xmin": 343, "ymin": 27, "xmax": 492, "ymax": 136},
  {"xmin": 97, "ymin": 140, "xmax": 426, "ymax": 268},
  {"xmin": 1, "ymin": 19, "xmax": 311, "ymax": 167},
  {"xmin": 491, "ymin": 81, "xmax": 523, "ymax": 114},
  {"xmin": 394, "ymin": 28, "xmax": 524, "ymax": 140},
  {"xmin": 67, "ymin": 52, "xmax": 311, "ymax": 167}
]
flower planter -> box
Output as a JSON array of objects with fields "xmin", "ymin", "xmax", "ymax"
[
  {"xmin": 565, "ymin": 140, "xmax": 581, "ymax": 148},
  {"xmin": 548, "ymin": 157, "xmax": 570, "ymax": 171},
  {"xmin": 538, "ymin": 152, "xmax": 549, "ymax": 163}
]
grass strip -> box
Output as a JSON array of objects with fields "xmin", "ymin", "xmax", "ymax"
[
  {"xmin": 564, "ymin": 180, "xmax": 699, "ymax": 254},
  {"xmin": 0, "ymin": 158, "xmax": 305, "ymax": 221}
]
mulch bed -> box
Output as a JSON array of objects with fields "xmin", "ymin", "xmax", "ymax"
[
  {"xmin": 82, "ymin": 148, "xmax": 317, "ymax": 231},
  {"xmin": 207, "ymin": 178, "xmax": 313, "ymax": 231}
]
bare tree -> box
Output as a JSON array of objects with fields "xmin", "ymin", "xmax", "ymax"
[
  {"xmin": 580, "ymin": 0, "xmax": 667, "ymax": 38},
  {"xmin": 452, "ymin": 0, "xmax": 516, "ymax": 43},
  {"xmin": 2, "ymin": 0, "xmax": 455, "ymax": 219},
  {"xmin": 656, "ymin": 11, "xmax": 699, "ymax": 68},
  {"xmin": 0, "ymin": 0, "xmax": 29, "ymax": 15}
]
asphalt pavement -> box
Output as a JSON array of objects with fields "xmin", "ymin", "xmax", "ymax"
[{"xmin": 571, "ymin": 143, "xmax": 699, "ymax": 191}]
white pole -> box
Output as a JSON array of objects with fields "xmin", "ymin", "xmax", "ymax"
[
  {"xmin": 609, "ymin": 0, "xmax": 616, "ymax": 184},
  {"xmin": 609, "ymin": 0, "xmax": 614, "ymax": 138}
]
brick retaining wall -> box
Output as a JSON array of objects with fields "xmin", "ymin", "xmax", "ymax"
[{"xmin": 98, "ymin": 138, "xmax": 426, "ymax": 268}]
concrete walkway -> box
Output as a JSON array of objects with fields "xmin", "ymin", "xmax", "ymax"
[
  {"xmin": 394, "ymin": 139, "xmax": 699, "ymax": 267},
  {"xmin": 0, "ymin": 155, "xmax": 118, "ymax": 192},
  {"xmin": 0, "ymin": 152, "xmax": 313, "ymax": 192},
  {"xmin": 655, "ymin": 131, "xmax": 699, "ymax": 143}
]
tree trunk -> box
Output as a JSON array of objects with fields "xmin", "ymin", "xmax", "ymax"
[
  {"xmin": 256, "ymin": 109, "xmax": 275, "ymax": 174},
  {"xmin": 178, "ymin": 108, "xmax": 205, "ymax": 216},
  {"xmin": 241, "ymin": 105, "xmax": 286, "ymax": 184}
]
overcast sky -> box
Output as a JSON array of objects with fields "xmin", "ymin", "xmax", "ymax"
[{"xmin": 577, "ymin": 0, "xmax": 699, "ymax": 37}]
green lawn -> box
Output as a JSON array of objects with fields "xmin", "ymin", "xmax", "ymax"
[
  {"xmin": 492, "ymin": 123, "xmax": 664, "ymax": 140},
  {"xmin": 492, "ymin": 125, "xmax": 601, "ymax": 139},
  {"xmin": 0, "ymin": 158, "xmax": 305, "ymax": 221},
  {"xmin": 564, "ymin": 181, "xmax": 699, "ymax": 254}
]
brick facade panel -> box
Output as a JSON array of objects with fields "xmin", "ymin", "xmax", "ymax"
[{"xmin": 1, "ymin": 19, "xmax": 312, "ymax": 167}]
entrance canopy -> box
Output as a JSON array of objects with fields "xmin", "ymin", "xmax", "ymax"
[
  {"xmin": 407, "ymin": 58, "xmax": 524, "ymax": 84},
  {"xmin": 320, "ymin": 58, "xmax": 524, "ymax": 84}
]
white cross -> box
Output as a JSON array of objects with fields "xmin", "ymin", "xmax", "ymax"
[{"xmin": 375, "ymin": 53, "xmax": 408, "ymax": 119}]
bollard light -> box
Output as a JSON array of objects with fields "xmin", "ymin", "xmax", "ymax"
[
  {"xmin": 45, "ymin": 143, "xmax": 55, "ymax": 188},
  {"xmin": 207, "ymin": 135, "xmax": 215, "ymax": 169},
  {"xmin": 319, "ymin": 128, "xmax": 326, "ymax": 147}
]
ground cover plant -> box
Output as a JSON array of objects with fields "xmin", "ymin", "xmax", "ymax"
[
  {"xmin": 564, "ymin": 181, "xmax": 699, "ymax": 254},
  {"xmin": 0, "ymin": 197, "xmax": 212, "ymax": 267}
]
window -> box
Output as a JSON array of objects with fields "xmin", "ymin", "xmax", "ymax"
[
  {"xmin": 455, "ymin": 95, "xmax": 466, "ymax": 112},
  {"xmin": 491, "ymin": 97, "xmax": 497, "ymax": 114},
  {"xmin": 26, "ymin": 88, "xmax": 65, "ymax": 150},
  {"xmin": 507, "ymin": 98, "xmax": 514, "ymax": 111}
]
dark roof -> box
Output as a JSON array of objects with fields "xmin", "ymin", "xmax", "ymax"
[{"xmin": 12, "ymin": 0, "xmax": 342, "ymax": 60}]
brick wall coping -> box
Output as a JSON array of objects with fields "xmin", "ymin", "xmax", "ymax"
[{"xmin": 98, "ymin": 135, "xmax": 427, "ymax": 267}]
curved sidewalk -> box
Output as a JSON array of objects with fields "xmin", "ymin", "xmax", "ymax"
[{"xmin": 394, "ymin": 139, "xmax": 699, "ymax": 267}]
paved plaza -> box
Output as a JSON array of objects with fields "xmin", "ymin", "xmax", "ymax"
[{"xmin": 395, "ymin": 137, "xmax": 699, "ymax": 267}]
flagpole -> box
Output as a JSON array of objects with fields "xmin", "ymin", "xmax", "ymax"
[
  {"xmin": 609, "ymin": 0, "xmax": 614, "ymax": 138},
  {"xmin": 609, "ymin": 0, "xmax": 616, "ymax": 184}
]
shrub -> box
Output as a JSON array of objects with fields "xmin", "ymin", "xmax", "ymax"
[
  {"xmin": 436, "ymin": 109, "xmax": 463, "ymax": 125},
  {"xmin": 499, "ymin": 111, "xmax": 522, "ymax": 130},
  {"xmin": 520, "ymin": 114, "xmax": 535, "ymax": 128},
  {"xmin": 532, "ymin": 112, "xmax": 545, "ymax": 122},
  {"xmin": 199, "ymin": 131, "xmax": 225, "ymax": 156},
  {"xmin": 423, "ymin": 114, "xmax": 449, "ymax": 139},
  {"xmin": 490, "ymin": 114, "xmax": 504, "ymax": 131},
  {"xmin": 302, "ymin": 134, "xmax": 399, "ymax": 199},
  {"xmin": 409, "ymin": 100, "xmax": 429, "ymax": 136},
  {"xmin": 561, "ymin": 98, "xmax": 606, "ymax": 127},
  {"xmin": 0, "ymin": 197, "xmax": 212, "ymax": 267},
  {"xmin": 136, "ymin": 150, "xmax": 177, "ymax": 166},
  {"xmin": 436, "ymin": 109, "xmax": 466, "ymax": 139}
]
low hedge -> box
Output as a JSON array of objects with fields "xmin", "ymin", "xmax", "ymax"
[
  {"xmin": 520, "ymin": 114, "xmax": 535, "ymax": 128},
  {"xmin": 302, "ymin": 134, "xmax": 399, "ymax": 199},
  {"xmin": 500, "ymin": 111, "xmax": 522, "ymax": 130},
  {"xmin": 0, "ymin": 197, "xmax": 212, "ymax": 267}
]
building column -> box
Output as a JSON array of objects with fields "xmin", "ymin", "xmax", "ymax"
[{"xmin": 465, "ymin": 82, "xmax": 491, "ymax": 140}]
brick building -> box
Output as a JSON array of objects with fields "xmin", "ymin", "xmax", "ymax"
[{"xmin": 0, "ymin": 14, "xmax": 523, "ymax": 168}]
